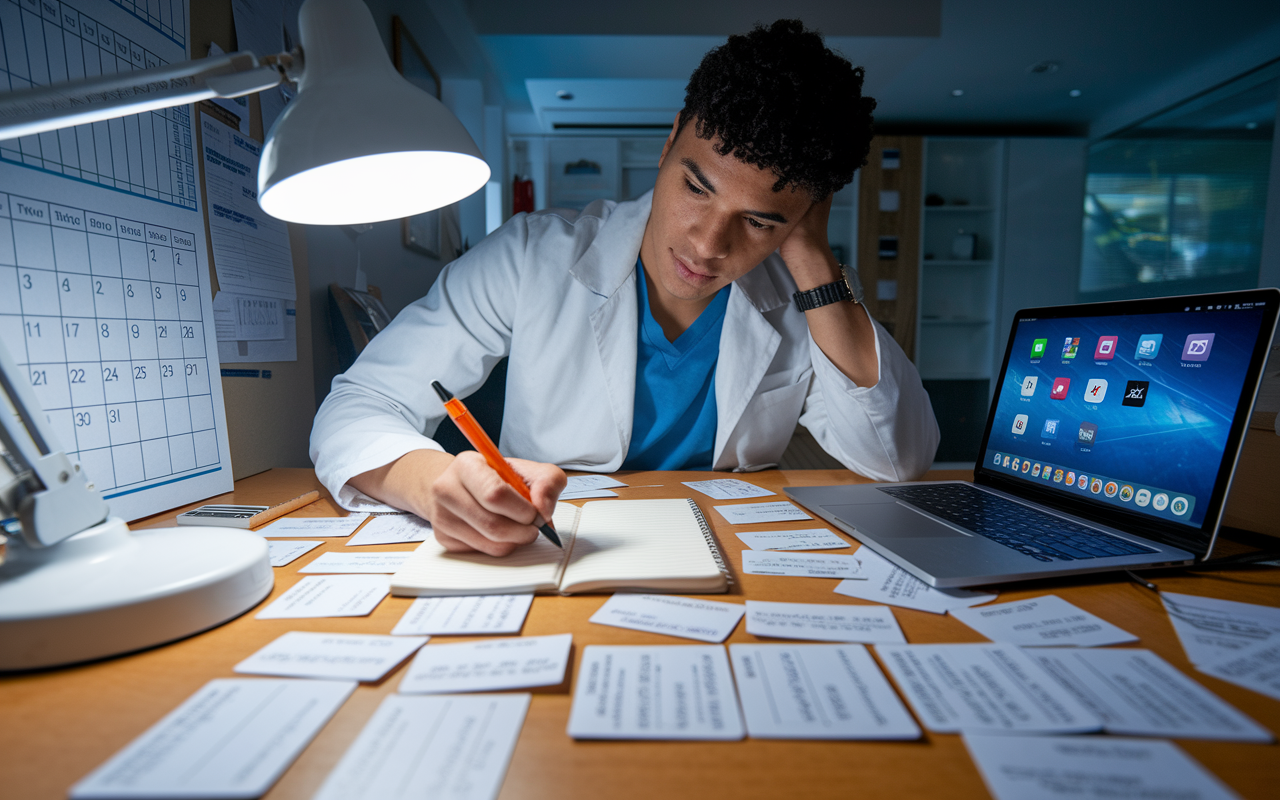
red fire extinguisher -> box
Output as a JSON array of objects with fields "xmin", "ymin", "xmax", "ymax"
[{"xmin": 512, "ymin": 175, "xmax": 534, "ymax": 215}]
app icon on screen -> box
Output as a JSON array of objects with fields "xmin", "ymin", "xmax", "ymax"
[
  {"xmin": 1031, "ymin": 338, "xmax": 1047, "ymax": 359},
  {"xmin": 1084, "ymin": 379, "xmax": 1108, "ymax": 404},
  {"xmin": 1012, "ymin": 414, "xmax": 1029, "ymax": 434},
  {"xmin": 1050, "ymin": 377, "xmax": 1071, "ymax": 400},
  {"xmin": 1171, "ymin": 497, "xmax": 1189, "ymax": 516},
  {"xmin": 1077, "ymin": 421, "xmax": 1099, "ymax": 445},
  {"xmin": 1181, "ymin": 333, "xmax": 1215, "ymax": 362},
  {"xmin": 1077, "ymin": 474, "xmax": 1089, "ymax": 489},
  {"xmin": 993, "ymin": 453, "xmax": 1002, "ymax": 465},
  {"xmin": 1119, "ymin": 485, "xmax": 1134, "ymax": 501},
  {"xmin": 1135, "ymin": 334, "xmax": 1163, "ymax": 360},
  {"xmin": 1032, "ymin": 463, "xmax": 1042, "ymax": 477},
  {"xmin": 1123, "ymin": 381, "xmax": 1149, "ymax": 407},
  {"xmin": 1043, "ymin": 468, "xmax": 1053, "ymax": 481},
  {"xmin": 1062, "ymin": 337, "xmax": 1080, "ymax": 359},
  {"xmin": 1021, "ymin": 376, "xmax": 1038, "ymax": 396},
  {"xmin": 1003, "ymin": 455, "xmax": 1012, "ymax": 468},
  {"xmin": 1090, "ymin": 478, "xmax": 1103, "ymax": 494},
  {"xmin": 1021, "ymin": 460, "xmax": 1031, "ymax": 473},
  {"xmin": 1094, "ymin": 336, "xmax": 1118, "ymax": 360},
  {"xmin": 1153, "ymin": 493, "xmax": 1170, "ymax": 511},
  {"xmin": 1104, "ymin": 481, "xmax": 1118, "ymax": 497},
  {"xmin": 1042, "ymin": 419, "xmax": 1059, "ymax": 439},
  {"xmin": 1053, "ymin": 469, "xmax": 1064, "ymax": 483},
  {"xmin": 1135, "ymin": 488, "xmax": 1151, "ymax": 507}
]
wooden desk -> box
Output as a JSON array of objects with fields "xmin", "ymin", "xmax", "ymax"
[{"xmin": 4, "ymin": 468, "xmax": 1279, "ymax": 799}]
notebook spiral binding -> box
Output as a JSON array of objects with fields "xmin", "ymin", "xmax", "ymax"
[{"xmin": 686, "ymin": 498, "xmax": 733, "ymax": 585}]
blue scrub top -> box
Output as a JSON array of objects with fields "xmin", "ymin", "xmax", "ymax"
[{"xmin": 622, "ymin": 261, "xmax": 731, "ymax": 471}]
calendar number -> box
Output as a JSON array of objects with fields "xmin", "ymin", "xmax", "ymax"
[
  {"xmin": 185, "ymin": 363, "xmax": 199, "ymax": 376},
  {"xmin": 25, "ymin": 321, "xmax": 40, "ymax": 337},
  {"xmin": 181, "ymin": 325, "xmax": 194, "ymax": 339},
  {"xmin": 22, "ymin": 273, "xmax": 32, "ymax": 289},
  {"xmin": 69, "ymin": 368, "xmax": 86, "ymax": 384},
  {"xmin": 154, "ymin": 286, "xmax": 162, "ymax": 300},
  {"xmin": 131, "ymin": 324, "xmax": 140, "ymax": 338},
  {"xmin": 161, "ymin": 364, "xmax": 174, "ymax": 378},
  {"xmin": 61, "ymin": 278, "xmax": 71, "ymax": 292},
  {"xmin": 134, "ymin": 365, "xmax": 147, "ymax": 380},
  {"xmin": 30, "ymin": 369, "xmax": 47, "ymax": 386},
  {"xmin": 103, "ymin": 367, "xmax": 119, "ymax": 382},
  {"xmin": 126, "ymin": 284, "xmax": 134, "ymax": 298},
  {"xmin": 108, "ymin": 408, "xmax": 121, "ymax": 423},
  {"xmin": 100, "ymin": 323, "xmax": 110, "ymax": 338},
  {"xmin": 75, "ymin": 411, "xmax": 91, "ymax": 427},
  {"xmin": 158, "ymin": 325, "xmax": 167, "ymax": 338},
  {"xmin": 65, "ymin": 322, "xmax": 79, "ymax": 337},
  {"xmin": 95, "ymin": 280, "xmax": 104, "ymax": 295}
]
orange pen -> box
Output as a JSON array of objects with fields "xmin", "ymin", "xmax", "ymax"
[{"xmin": 432, "ymin": 381, "xmax": 562, "ymax": 548}]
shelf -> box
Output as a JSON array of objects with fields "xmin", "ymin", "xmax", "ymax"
[
  {"xmin": 925, "ymin": 206, "xmax": 994, "ymax": 212},
  {"xmin": 922, "ymin": 260, "xmax": 993, "ymax": 267}
]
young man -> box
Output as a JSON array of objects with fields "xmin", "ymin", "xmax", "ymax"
[{"xmin": 310, "ymin": 20, "xmax": 939, "ymax": 555}]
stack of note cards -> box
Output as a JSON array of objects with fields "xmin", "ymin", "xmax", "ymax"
[
  {"xmin": 589, "ymin": 594, "xmax": 745, "ymax": 642},
  {"xmin": 314, "ymin": 694, "xmax": 530, "ymax": 800},
  {"xmin": 392, "ymin": 594, "xmax": 535, "ymax": 636},
  {"xmin": 391, "ymin": 499, "xmax": 727, "ymax": 596},
  {"xmin": 729, "ymin": 644, "xmax": 920, "ymax": 739},
  {"xmin": 399, "ymin": 634, "xmax": 573, "ymax": 694},
  {"xmin": 1161, "ymin": 591, "xmax": 1280, "ymax": 703},
  {"xmin": 964, "ymin": 735, "xmax": 1241, "ymax": 800},
  {"xmin": 568, "ymin": 645, "xmax": 744, "ymax": 740},
  {"xmin": 744, "ymin": 600, "xmax": 905, "ymax": 644},
  {"xmin": 70, "ymin": 679, "xmax": 355, "ymax": 799}
]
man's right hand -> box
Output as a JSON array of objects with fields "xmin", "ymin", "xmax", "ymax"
[{"xmin": 348, "ymin": 449, "xmax": 566, "ymax": 557}]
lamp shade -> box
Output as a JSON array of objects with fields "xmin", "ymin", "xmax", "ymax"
[{"xmin": 258, "ymin": 0, "xmax": 490, "ymax": 225}]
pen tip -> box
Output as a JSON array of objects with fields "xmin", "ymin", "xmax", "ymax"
[{"xmin": 431, "ymin": 381, "xmax": 453, "ymax": 403}]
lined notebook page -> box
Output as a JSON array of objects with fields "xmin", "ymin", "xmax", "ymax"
[
  {"xmin": 560, "ymin": 499, "xmax": 726, "ymax": 594},
  {"xmin": 389, "ymin": 504, "xmax": 580, "ymax": 596}
]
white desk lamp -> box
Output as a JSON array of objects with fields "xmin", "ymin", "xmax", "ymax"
[{"xmin": 0, "ymin": 0, "xmax": 489, "ymax": 670}]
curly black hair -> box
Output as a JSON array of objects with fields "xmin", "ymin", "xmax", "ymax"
[{"xmin": 678, "ymin": 19, "xmax": 876, "ymax": 201}]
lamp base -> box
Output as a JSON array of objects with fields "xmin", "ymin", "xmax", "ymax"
[{"xmin": 0, "ymin": 518, "xmax": 273, "ymax": 671}]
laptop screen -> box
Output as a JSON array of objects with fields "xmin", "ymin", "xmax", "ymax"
[{"xmin": 979, "ymin": 290, "xmax": 1277, "ymax": 535}]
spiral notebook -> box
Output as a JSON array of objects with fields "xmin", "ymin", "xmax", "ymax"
[{"xmin": 390, "ymin": 499, "xmax": 729, "ymax": 596}]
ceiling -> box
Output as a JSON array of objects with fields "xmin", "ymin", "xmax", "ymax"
[{"xmin": 451, "ymin": 0, "xmax": 1280, "ymax": 137}]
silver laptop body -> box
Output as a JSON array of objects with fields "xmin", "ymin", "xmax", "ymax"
[{"xmin": 787, "ymin": 289, "xmax": 1280, "ymax": 588}]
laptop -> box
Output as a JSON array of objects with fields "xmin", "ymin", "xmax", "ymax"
[{"xmin": 786, "ymin": 288, "xmax": 1280, "ymax": 588}]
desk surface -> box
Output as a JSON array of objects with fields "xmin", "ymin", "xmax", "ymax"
[{"xmin": 4, "ymin": 468, "xmax": 1279, "ymax": 800}]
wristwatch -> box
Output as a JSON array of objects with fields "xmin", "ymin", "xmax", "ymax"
[{"xmin": 791, "ymin": 264, "xmax": 864, "ymax": 312}]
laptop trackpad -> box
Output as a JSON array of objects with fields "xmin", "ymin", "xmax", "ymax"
[{"xmin": 823, "ymin": 503, "xmax": 969, "ymax": 539}]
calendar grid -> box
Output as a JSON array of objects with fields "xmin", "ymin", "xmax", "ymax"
[
  {"xmin": 0, "ymin": 0, "xmax": 198, "ymax": 209},
  {"xmin": 0, "ymin": 191, "xmax": 222, "ymax": 497}
]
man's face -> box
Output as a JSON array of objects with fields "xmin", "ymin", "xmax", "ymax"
[{"xmin": 640, "ymin": 118, "xmax": 813, "ymax": 310}]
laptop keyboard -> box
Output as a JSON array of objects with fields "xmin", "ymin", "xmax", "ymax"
[{"xmin": 877, "ymin": 484, "xmax": 1158, "ymax": 563}]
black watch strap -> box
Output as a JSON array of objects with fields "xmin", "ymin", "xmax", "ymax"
[{"xmin": 792, "ymin": 265, "xmax": 863, "ymax": 312}]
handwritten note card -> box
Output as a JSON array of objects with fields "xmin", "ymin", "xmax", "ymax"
[
  {"xmin": 875, "ymin": 643, "xmax": 1100, "ymax": 734},
  {"xmin": 1161, "ymin": 592, "xmax": 1280, "ymax": 666},
  {"xmin": 314, "ymin": 694, "xmax": 529, "ymax": 800},
  {"xmin": 392, "ymin": 594, "xmax": 534, "ymax": 636},
  {"xmin": 590, "ymin": 594, "xmax": 745, "ymax": 642},
  {"xmin": 300, "ymin": 552, "xmax": 414, "ymax": 574},
  {"xmin": 568, "ymin": 645, "xmax": 744, "ymax": 740},
  {"xmin": 1200, "ymin": 639, "xmax": 1280, "ymax": 703},
  {"xmin": 745, "ymin": 600, "xmax": 905, "ymax": 644},
  {"xmin": 256, "ymin": 575, "xmax": 389, "ymax": 619},
  {"xmin": 258, "ymin": 515, "xmax": 368, "ymax": 538},
  {"xmin": 399, "ymin": 634, "xmax": 572, "ymax": 694},
  {"xmin": 950, "ymin": 595, "xmax": 1138, "ymax": 647},
  {"xmin": 235, "ymin": 632, "xmax": 428, "ymax": 682},
  {"xmin": 730, "ymin": 644, "xmax": 920, "ymax": 740},
  {"xmin": 964, "ymin": 735, "xmax": 1239, "ymax": 800},
  {"xmin": 713, "ymin": 501, "xmax": 812, "ymax": 524},
  {"xmin": 682, "ymin": 478, "xmax": 774, "ymax": 500},
  {"xmin": 267, "ymin": 540, "xmax": 323, "ymax": 566},
  {"xmin": 70, "ymin": 679, "xmax": 355, "ymax": 800},
  {"xmin": 741, "ymin": 550, "xmax": 865, "ymax": 579},
  {"xmin": 734, "ymin": 528, "xmax": 851, "ymax": 551},
  {"xmin": 833, "ymin": 547, "xmax": 997, "ymax": 614},
  {"xmin": 347, "ymin": 514, "xmax": 433, "ymax": 546}
]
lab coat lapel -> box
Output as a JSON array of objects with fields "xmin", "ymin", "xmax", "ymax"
[
  {"xmin": 714, "ymin": 260, "xmax": 785, "ymax": 465},
  {"xmin": 570, "ymin": 194, "xmax": 652, "ymax": 462}
]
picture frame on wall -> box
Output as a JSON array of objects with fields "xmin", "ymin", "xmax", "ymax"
[{"xmin": 393, "ymin": 16, "xmax": 461, "ymax": 260}]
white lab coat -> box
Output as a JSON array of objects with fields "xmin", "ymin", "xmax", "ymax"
[{"xmin": 310, "ymin": 192, "xmax": 939, "ymax": 510}]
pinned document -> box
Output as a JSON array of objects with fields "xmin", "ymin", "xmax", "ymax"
[
  {"xmin": 568, "ymin": 645, "xmax": 745, "ymax": 740},
  {"xmin": 70, "ymin": 679, "xmax": 355, "ymax": 799},
  {"xmin": 314, "ymin": 694, "xmax": 529, "ymax": 800},
  {"xmin": 730, "ymin": 644, "xmax": 920, "ymax": 739}
]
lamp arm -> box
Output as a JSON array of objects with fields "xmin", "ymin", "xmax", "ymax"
[
  {"xmin": 0, "ymin": 50, "xmax": 293, "ymax": 142},
  {"xmin": 0, "ymin": 337, "xmax": 109, "ymax": 548}
]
